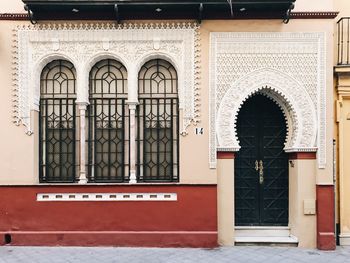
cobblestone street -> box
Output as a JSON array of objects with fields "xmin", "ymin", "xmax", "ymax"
[{"xmin": 0, "ymin": 246, "xmax": 350, "ymax": 263}]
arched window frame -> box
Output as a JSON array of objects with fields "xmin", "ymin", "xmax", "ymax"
[
  {"xmin": 87, "ymin": 59, "xmax": 129, "ymax": 183},
  {"xmin": 39, "ymin": 60, "xmax": 77, "ymax": 183},
  {"xmin": 137, "ymin": 59, "xmax": 179, "ymax": 182}
]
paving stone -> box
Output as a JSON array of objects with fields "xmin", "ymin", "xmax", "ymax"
[{"xmin": 1, "ymin": 246, "xmax": 350, "ymax": 263}]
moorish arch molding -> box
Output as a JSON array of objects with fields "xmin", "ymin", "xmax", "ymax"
[
  {"xmin": 84, "ymin": 52, "xmax": 130, "ymax": 103},
  {"xmin": 216, "ymin": 68, "xmax": 317, "ymax": 154},
  {"xmin": 209, "ymin": 32, "xmax": 325, "ymax": 169},
  {"xmin": 31, "ymin": 53, "xmax": 78, "ymax": 111},
  {"xmin": 135, "ymin": 52, "xmax": 180, "ymax": 75},
  {"xmin": 257, "ymin": 89, "xmax": 296, "ymax": 151},
  {"xmin": 135, "ymin": 52, "xmax": 182, "ymax": 106},
  {"xmin": 232, "ymin": 89, "xmax": 296, "ymax": 151},
  {"xmin": 222, "ymin": 87, "xmax": 298, "ymax": 151},
  {"xmin": 13, "ymin": 23, "xmax": 200, "ymax": 135}
]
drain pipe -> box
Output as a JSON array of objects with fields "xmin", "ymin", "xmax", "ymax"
[{"xmin": 333, "ymin": 139, "xmax": 337, "ymax": 245}]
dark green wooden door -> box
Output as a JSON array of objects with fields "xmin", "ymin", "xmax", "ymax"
[{"xmin": 235, "ymin": 94, "xmax": 288, "ymax": 226}]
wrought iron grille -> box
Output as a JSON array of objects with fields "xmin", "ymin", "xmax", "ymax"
[
  {"xmin": 337, "ymin": 17, "xmax": 350, "ymax": 65},
  {"xmin": 88, "ymin": 59, "xmax": 129, "ymax": 182},
  {"xmin": 137, "ymin": 59, "xmax": 179, "ymax": 182},
  {"xmin": 39, "ymin": 60, "xmax": 77, "ymax": 183}
]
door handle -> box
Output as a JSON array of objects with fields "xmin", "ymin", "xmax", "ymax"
[
  {"xmin": 259, "ymin": 160, "xmax": 264, "ymax": 184},
  {"xmin": 255, "ymin": 160, "xmax": 259, "ymax": 171}
]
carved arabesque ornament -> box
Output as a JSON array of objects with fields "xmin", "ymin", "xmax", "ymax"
[
  {"xmin": 12, "ymin": 23, "xmax": 201, "ymax": 135},
  {"xmin": 210, "ymin": 32, "xmax": 325, "ymax": 169}
]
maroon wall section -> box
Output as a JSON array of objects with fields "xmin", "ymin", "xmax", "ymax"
[
  {"xmin": 217, "ymin": 151, "xmax": 235, "ymax": 159},
  {"xmin": 316, "ymin": 185, "xmax": 336, "ymax": 250},
  {"xmin": 0, "ymin": 185, "xmax": 217, "ymax": 247},
  {"xmin": 288, "ymin": 152, "xmax": 317, "ymax": 160}
]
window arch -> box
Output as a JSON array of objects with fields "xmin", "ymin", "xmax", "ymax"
[
  {"xmin": 137, "ymin": 59, "xmax": 179, "ymax": 182},
  {"xmin": 88, "ymin": 59, "xmax": 128, "ymax": 182},
  {"xmin": 39, "ymin": 60, "xmax": 77, "ymax": 183}
]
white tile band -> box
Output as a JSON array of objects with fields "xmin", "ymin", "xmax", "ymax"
[{"xmin": 37, "ymin": 193, "xmax": 177, "ymax": 202}]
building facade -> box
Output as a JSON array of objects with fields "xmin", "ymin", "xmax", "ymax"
[
  {"xmin": 334, "ymin": 0, "xmax": 350, "ymax": 247},
  {"xmin": 0, "ymin": 0, "xmax": 337, "ymax": 250}
]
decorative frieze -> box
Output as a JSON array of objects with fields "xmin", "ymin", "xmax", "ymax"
[
  {"xmin": 13, "ymin": 23, "xmax": 201, "ymax": 135},
  {"xmin": 210, "ymin": 32, "xmax": 325, "ymax": 169}
]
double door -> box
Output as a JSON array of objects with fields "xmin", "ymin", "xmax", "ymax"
[{"xmin": 235, "ymin": 95, "xmax": 289, "ymax": 226}]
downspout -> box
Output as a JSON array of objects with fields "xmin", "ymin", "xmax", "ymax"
[{"xmin": 333, "ymin": 139, "xmax": 337, "ymax": 245}]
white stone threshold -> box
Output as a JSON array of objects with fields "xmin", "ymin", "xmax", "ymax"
[
  {"xmin": 234, "ymin": 226, "xmax": 298, "ymax": 246},
  {"xmin": 235, "ymin": 236, "xmax": 298, "ymax": 244},
  {"xmin": 339, "ymin": 233, "xmax": 350, "ymax": 245}
]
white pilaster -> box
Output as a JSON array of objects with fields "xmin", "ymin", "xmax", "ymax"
[
  {"xmin": 127, "ymin": 102, "xmax": 138, "ymax": 184},
  {"xmin": 77, "ymin": 102, "xmax": 88, "ymax": 184}
]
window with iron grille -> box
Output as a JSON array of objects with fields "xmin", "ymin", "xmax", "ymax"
[
  {"xmin": 137, "ymin": 59, "xmax": 179, "ymax": 182},
  {"xmin": 39, "ymin": 60, "xmax": 77, "ymax": 183},
  {"xmin": 88, "ymin": 59, "xmax": 129, "ymax": 182}
]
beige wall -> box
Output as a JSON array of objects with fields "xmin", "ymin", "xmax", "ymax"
[
  {"xmin": 334, "ymin": 0, "xmax": 350, "ymax": 243},
  {"xmin": 205, "ymin": 19, "xmax": 333, "ymax": 249},
  {"xmin": 289, "ymin": 159, "xmax": 317, "ymax": 248},
  {"xmin": 0, "ymin": 0, "xmax": 25, "ymax": 13},
  {"xmin": 0, "ymin": 19, "xmax": 219, "ymax": 185},
  {"xmin": 202, "ymin": 19, "xmax": 334, "ymax": 185},
  {"xmin": 0, "ymin": 18, "xmax": 334, "ymax": 188},
  {"xmin": 181, "ymin": 27, "xmax": 216, "ymax": 183},
  {"xmin": 0, "ymin": 1, "xmax": 335, "ymax": 249},
  {"xmin": 294, "ymin": 0, "xmax": 334, "ymax": 12},
  {"xmin": 335, "ymin": 70, "xmax": 350, "ymax": 244},
  {"xmin": 339, "ymin": 94, "xmax": 350, "ymax": 234},
  {"xmin": 0, "ymin": 21, "xmax": 36, "ymax": 185},
  {"xmin": 217, "ymin": 158, "xmax": 234, "ymax": 246},
  {"xmin": 335, "ymin": 0, "xmax": 350, "ymax": 18}
]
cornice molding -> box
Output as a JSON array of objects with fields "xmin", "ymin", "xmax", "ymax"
[
  {"xmin": 0, "ymin": 11, "xmax": 338, "ymax": 21},
  {"xmin": 0, "ymin": 13, "xmax": 28, "ymax": 20},
  {"xmin": 334, "ymin": 66, "xmax": 350, "ymax": 74},
  {"xmin": 290, "ymin": 11, "xmax": 339, "ymax": 19}
]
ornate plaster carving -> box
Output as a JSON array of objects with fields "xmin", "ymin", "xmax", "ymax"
[
  {"xmin": 217, "ymin": 68, "xmax": 317, "ymax": 151},
  {"xmin": 13, "ymin": 23, "xmax": 200, "ymax": 135},
  {"xmin": 210, "ymin": 32, "xmax": 325, "ymax": 169}
]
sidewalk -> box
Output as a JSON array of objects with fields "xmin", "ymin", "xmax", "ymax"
[{"xmin": 1, "ymin": 246, "xmax": 350, "ymax": 263}]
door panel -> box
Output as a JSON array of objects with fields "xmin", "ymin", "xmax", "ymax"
[{"xmin": 235, "ymin": 95, "xmax": 288, "ymax": 226}]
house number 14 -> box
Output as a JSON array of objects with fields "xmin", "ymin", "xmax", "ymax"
[{"xmin": 195, "ymin": 128, "xmax": 204, "ymax": 135}]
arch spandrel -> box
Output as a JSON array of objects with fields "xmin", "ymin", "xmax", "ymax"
[{"xmin": 216, "ymin": 68, "xmax": 317, "ymax": 153}]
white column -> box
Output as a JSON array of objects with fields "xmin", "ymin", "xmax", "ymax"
[
  {"xmin": 127, "ymin": 70, "xmax": 139, "ymax": 184},
  {"xmin": 77, "ymin": 102, "xmax": 88, "ymax": 184},
  {"xmin": 75, "ymin": 65, "xmax": 89, "ymax": 184},
  {"xmin": 128, "ymin": 102, "xmax": 138, "ymax": 184}
]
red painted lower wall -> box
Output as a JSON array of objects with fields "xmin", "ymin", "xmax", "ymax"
[
  {"xmin": 316, "ymin": 185, "xmax": 336, "ymax": 250},
  {"xmin": 288, "ymin": 152, "xmax": 317, "ymax": 160},
  {"xmin": 0, "ymin": 185, "xmax": 217, "ymax": 247}
]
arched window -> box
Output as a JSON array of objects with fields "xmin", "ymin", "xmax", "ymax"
[
  {"xmin": 137, "ymin": 59, "xmax": 179, "ymax": 182},
  {"xmin": 88, "ymin": 59, "xmax": 128, "ymax": 182},
  {"xmin": 39, "ymin": 60, "xmax": 77, "ymax": 183}
]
